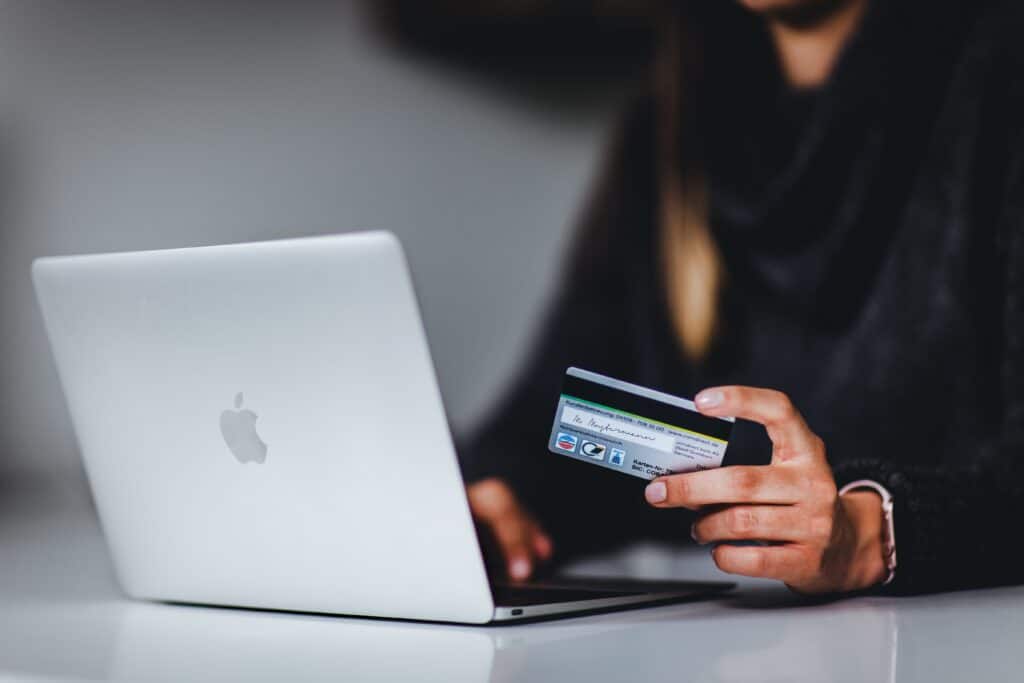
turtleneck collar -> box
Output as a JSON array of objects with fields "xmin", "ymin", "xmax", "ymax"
[{"xmin": 698, "ymin": 0, "xmax": 981, "ymax": 328}]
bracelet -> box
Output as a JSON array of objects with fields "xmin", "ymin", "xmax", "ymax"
[{"xmin": 838, "ymin": 479, "xmax": 897, "ymax": 586}]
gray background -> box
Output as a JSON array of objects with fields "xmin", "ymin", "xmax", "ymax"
[{"xmin": 0, "ymin": 1, "xmax": 633, "ymax": 503}]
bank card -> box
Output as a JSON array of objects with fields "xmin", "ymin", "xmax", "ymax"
[{"xmin": 547, "ymin": 367, "xmax": 734, "ymax": 480}]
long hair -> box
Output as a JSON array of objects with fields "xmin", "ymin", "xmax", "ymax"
[{"xmin": 657, "ymin": 3, "xmax": 722, "ymax": 362}]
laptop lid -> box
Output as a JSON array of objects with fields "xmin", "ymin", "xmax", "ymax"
[{"xmin": 33, "ymin": 232, "xmax": 495, "ymax": 623}]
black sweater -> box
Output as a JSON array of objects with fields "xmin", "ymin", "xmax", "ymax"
[{"xmin": 461, "ymin": 0, "xmax": 1024, "ymax": 595}]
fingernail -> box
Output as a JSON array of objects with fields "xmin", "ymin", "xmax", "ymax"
[
  {"xmin": 645, "ymin": 481, "xmax": 667, "ymax": 504},
  {"xmin": 509, "ymin": 558, "xmax": 530, "ymax": 580},
  {"xmin": 695, "ymin": 389, "xmax": 724, "ymax": 409},
  {"xmin": 690, "ymin": 522, "xmax": 698, "ymax": 543}
]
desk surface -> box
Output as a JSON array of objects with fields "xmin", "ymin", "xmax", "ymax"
[{"xmin": 2, "ymin": 494, "xmax": 1021, "ymax": 682}]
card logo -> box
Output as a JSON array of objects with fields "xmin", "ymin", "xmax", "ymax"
[
  {"xmin": 609, "ymin": 448, "xmax": 626, "ymax": 466},
  {"xmin": 555, "ymin": 432, "xmax": 578, "ymax": 452},
  {"xmin": 580, "ymin": 441, "xmax": 606, "ymax": 460}
]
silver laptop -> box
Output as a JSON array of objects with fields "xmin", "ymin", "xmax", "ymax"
[{"xmin": 32, "ymin": 231, "xmax": 732, "ymax": 624}]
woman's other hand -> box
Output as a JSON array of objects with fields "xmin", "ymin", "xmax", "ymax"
[
  {"xmin": 467, "ymin": 478, "xmax": 553, "ymax": 582},
  {"xmin": 644, "ymin": 386, "xmax": 887, "ymax": 594}
]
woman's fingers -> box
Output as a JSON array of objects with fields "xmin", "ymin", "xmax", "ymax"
[
  {"xmin": 645, "ymin": 465, "xmax": 804, "ymax": 509},
  {"xmin": 638, "ymin": 387, "xmax": 858, "ymax": 591},
  {"xmin": 466, "ymin": 478, "xmax": 552, "ymax": 581},
  {"xmin": 711, "ymin": 543, "xmax": 811, "ymax": 582},
  {"xmin": 694, "ymin": 386, "xmax": 822, "ymax": 463},
  {"xmin": 692, "ymin": 504, "xmax": 827, "ymax": 544},
  {"xmin": 490, "ymin": 514, "xmax": 540, "ymax": 580},
  {"xmin": 532, "ymin": 529, "xmax": 554, "ymax": 560}
]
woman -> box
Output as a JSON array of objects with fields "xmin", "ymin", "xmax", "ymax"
[{"xmin": 460, "ymin": 0, "xmax": 1024, "ymax": 595}]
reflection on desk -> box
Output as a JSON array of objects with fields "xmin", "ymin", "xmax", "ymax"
[
  {"xmin": 1, "ymin": 499, "xmax": 1022, "ymax": 682},
  {"xmin": 4, "ymin": 596, "xmax": 900, "ymax": 682}
]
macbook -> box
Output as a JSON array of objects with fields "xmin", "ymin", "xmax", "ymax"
[{"xmin": 33, "ymin": 231, "xmax": 732, "ymax": 623}]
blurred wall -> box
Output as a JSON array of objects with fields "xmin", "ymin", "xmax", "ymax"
[{"xmin": 0, "ymin": 1, "xmax": 634, "ymax": 498}]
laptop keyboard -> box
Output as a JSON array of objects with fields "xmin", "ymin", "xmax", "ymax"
[{"xmin": 492, "ymin": 584, "xmax": 643, "ymax": 607}]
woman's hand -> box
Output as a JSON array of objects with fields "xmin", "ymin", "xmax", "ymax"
[
  {"xmin": 644, "ymin": 386, "xmax": 887, "ymax": 594},
  {"xmin": 467, "ymin": 478, "xmax": 553, "ymax": 582}
]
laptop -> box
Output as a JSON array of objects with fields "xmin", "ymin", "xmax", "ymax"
[{"xmin": 32, "ymin": 231, "xmax": 732, "ymax": 624}]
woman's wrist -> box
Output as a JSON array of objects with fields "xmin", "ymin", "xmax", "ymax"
[{"xmin": 840, "ymin": 490, "xmax": 888, "ymax": 590}]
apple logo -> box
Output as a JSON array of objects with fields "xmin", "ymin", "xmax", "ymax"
[{"xmin": 219, "ymin": 392, "xmax": 267, "ymax": 464}]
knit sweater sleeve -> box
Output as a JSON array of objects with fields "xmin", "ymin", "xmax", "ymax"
[{"xmin": 833, "ymin": 152, "xmax": 1024, "ymax": 595}]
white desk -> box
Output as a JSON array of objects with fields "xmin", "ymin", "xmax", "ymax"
[{"xmin": 2, "ymin": 491, "xmax": 1021, "ymax": 682}]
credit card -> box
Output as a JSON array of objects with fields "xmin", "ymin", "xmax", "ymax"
[{"xmin": 547, "ymin": 367, "xmax": 733, "ymax": 480}]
